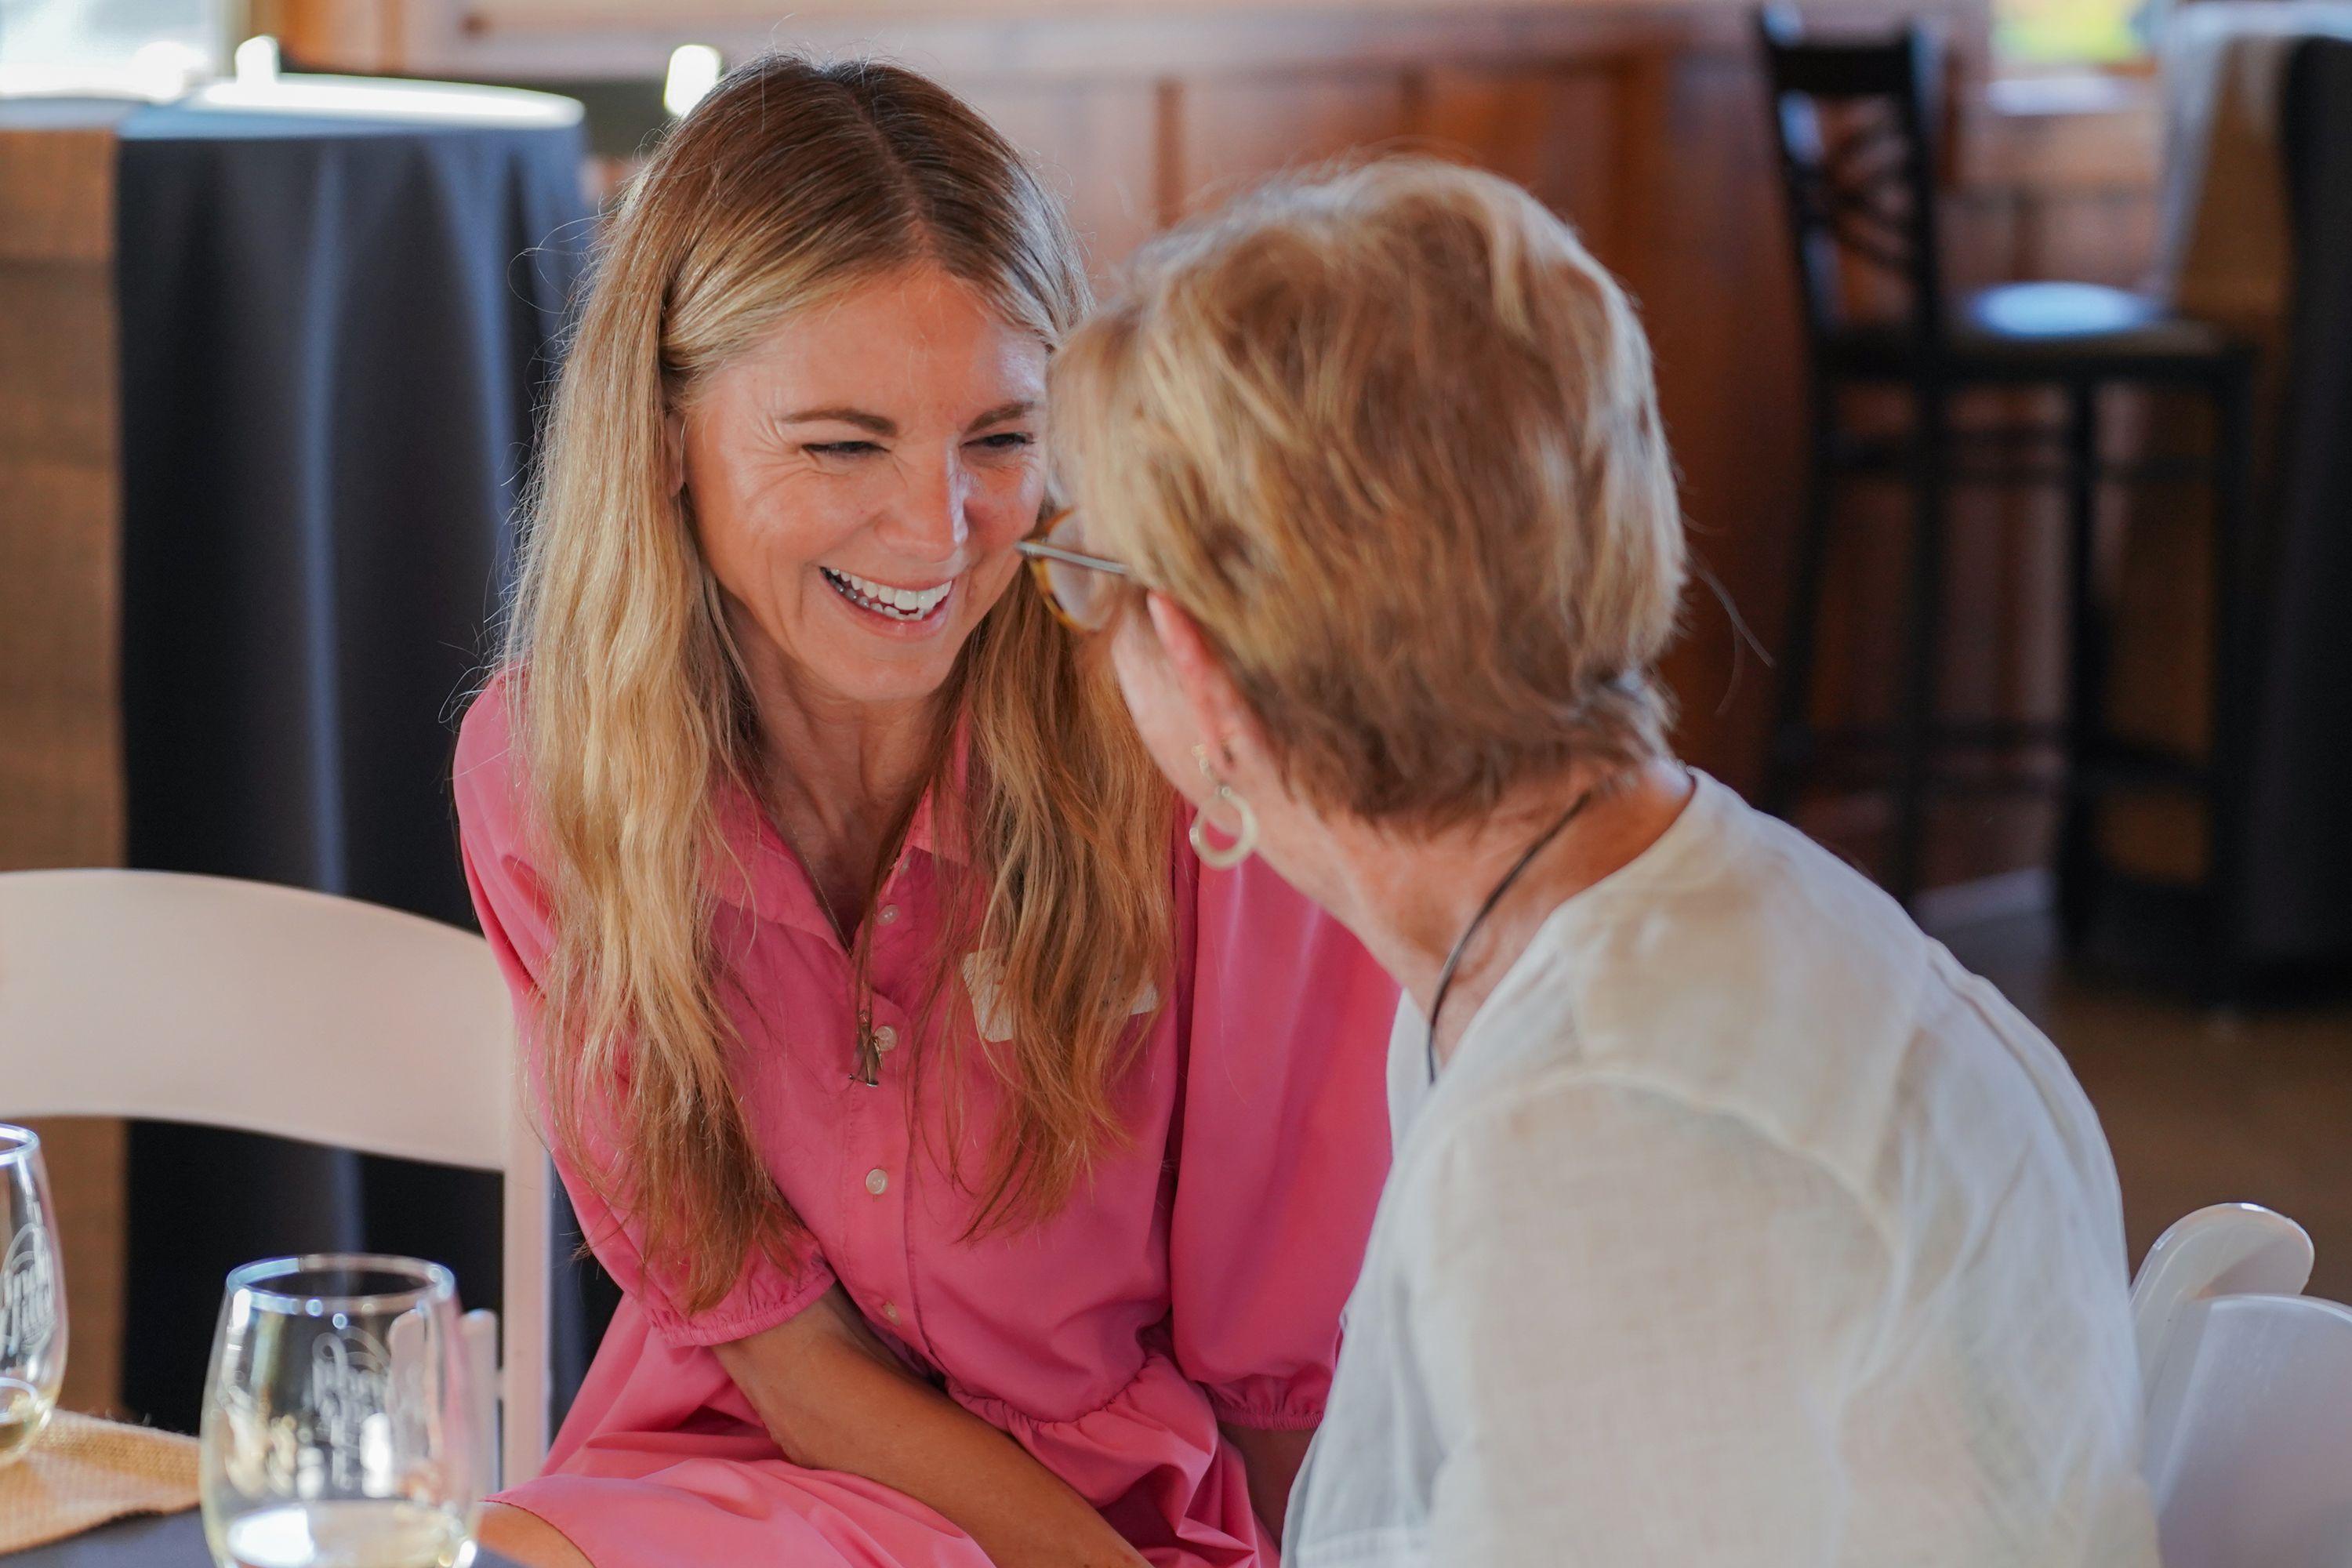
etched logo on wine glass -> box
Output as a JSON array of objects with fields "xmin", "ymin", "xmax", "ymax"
[
  {"xmin": 308, "ymin": 1328, "xmax": 394, "ymax": 1494},
  {"xmin": 0, "ymin": 1221, "xmax": 56, "ymax": 1367}
]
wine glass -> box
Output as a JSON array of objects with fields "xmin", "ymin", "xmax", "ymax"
[
  {"xmin": 200, "ymin": 1254, "xmax": 482, "ymax": 1568},
  {"xmin": 0, "ymin": 1124, "xmax": 67, "ymax": 1468}
]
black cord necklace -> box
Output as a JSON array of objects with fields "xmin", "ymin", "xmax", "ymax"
[{"xmin": 1425, "ymin": 789, "xmax": 1597, "ymax": 1083}]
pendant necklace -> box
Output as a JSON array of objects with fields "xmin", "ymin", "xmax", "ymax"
[
  {"xmin": 1425, "ymin": 788, "xmax": 1597, "ymax": 1084},
  {"xmin": 773, "ymin": 811, "xmax": 885, "ymax": 1088}
]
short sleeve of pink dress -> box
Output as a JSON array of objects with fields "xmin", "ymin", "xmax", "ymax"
[
  {"xmin": 452, "ymin": 683, "xmax": 1396, "ymax": 1568},
  {"xmin": 452, "ymin": 691, "xmax": 837, "ymax": 1346}
]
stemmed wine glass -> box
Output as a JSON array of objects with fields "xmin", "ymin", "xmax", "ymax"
[
  {"xmin": 200, "ymin": 1254, "xmax": 483, "ymax": 1568},
  {"xmin": 0, "ymin": 1124, "xmax": 67, "ymax": 1468}
]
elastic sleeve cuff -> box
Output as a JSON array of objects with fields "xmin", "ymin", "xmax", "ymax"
[
  {"xmin": 644, "ymin": 1264, "xmax": 834, "ymax": 1349},
  {"xmin": 1210, "ymin": 1398, "xmax": 1327, "ymax": 1432}
]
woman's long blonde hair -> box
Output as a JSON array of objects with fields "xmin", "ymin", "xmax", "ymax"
[{"xmin": 506, "ymin": 55, "xmax": 1174, "ymax": 1316}]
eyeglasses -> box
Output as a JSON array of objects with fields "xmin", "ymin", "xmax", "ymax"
[{"xmin": 1017, "ymin": 507, "xmax": 1134, "ymax": 633}]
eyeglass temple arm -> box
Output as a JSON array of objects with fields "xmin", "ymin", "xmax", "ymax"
[{"xmin": 1018, "ymin": 540, "xmax": 1133, "ymax": 577}]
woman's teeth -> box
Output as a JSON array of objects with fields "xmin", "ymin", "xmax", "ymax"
[{"xmin": 821, "ymin": 568, "xmax": 953, "ymax": 622}]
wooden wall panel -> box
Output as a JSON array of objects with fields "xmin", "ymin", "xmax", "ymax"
[
  {"xmin": 1416, "ymin": 64, "xmax": 1628, "ymax": 270},
  {"xmin": 0, "ymin": 118, "xmax": 126, "ymax": 877},
  {"xmin": 1173, "ymin": 70, "xmax": 1414, "ymax": 216},
  {"xmin": 0, "ymin": 112, "xmax": 131, "ymax": 1420},
  {"xmin": 0, "ymin": 270, "xmax": 117, "ymax": 466},
  {"xmin": 1611, "ymin": 49, "xmax": 1806, "ymax": 783},
  {"xmin": 960, "ymin": 79, "xmax": 1163, "ymax": 289}
]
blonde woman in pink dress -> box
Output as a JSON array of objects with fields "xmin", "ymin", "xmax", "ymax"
[{"xmin": 452, "ymin": 56, "xmax": 1394, "ymax": 1568}]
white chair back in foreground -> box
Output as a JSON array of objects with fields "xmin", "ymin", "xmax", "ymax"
[
  {"xmin": 2131, "ymin": 1202, "xmax": 2352, "ymax": 1568},
  {"xmin": 0, "ymin": 868, "xmax": 549, "ymax": 1487}
]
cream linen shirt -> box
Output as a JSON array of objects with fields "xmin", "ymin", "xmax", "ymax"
[{"xmin": 1286, "ymin": 773, "xmax": 2160, "ymax": 1568}]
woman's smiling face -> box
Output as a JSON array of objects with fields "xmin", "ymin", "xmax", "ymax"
[{"xmin": 682, "ymin": 263, "xmax": 1049, "ymax": 711}]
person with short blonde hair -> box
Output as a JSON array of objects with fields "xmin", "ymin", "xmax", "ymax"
[
  {"xmin": 1040, "ymin": 158, "xmax": 2159, "ymax": 1566},
  {"xmin": 1058, "ymin": 162, "xmax": 1686, "ymax": 829}
]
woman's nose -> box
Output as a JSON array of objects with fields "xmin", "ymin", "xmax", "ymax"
[{"xmin": 874, "ymin": 449, "xmax": 971, "ymax": 560}]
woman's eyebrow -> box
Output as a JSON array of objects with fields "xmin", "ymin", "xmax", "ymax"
[
  {"xmin": 782, "ymin": 406, "xmax": 897, "ymax": 435},
  {"xmin": 965, "ymin": 401, "xmax": 1037, "ymax": 433}
]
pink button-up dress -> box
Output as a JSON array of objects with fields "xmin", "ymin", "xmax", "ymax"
[{"xmin": 452, "ymin": 688, "xmax": 1396, "ymax": 1567}]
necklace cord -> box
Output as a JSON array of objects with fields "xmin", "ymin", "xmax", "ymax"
[
  {"xmin": 1425, "ymin": 789, "xmax": 1597, "ymax": 1083},
  {"xmin": 768, "ymin": 806, "xmax": 888, "ymax": 1085}
]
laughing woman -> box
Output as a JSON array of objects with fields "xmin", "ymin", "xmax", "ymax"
[{"xmin": 452, "ymin": 57, "xmax": 1394, "ymax": 1568}]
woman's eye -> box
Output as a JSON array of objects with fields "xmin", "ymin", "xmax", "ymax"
[
  {"xmin": 972, "ymin": 432, "xmax": 1036, "ymax": 452},
  {"xmin": 804, "ymin": 441, "xmax": 881, "ymax": 458}
]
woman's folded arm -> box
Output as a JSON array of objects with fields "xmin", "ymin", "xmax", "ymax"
[
  {"xmin": 1220, "ymin": 1421, "xmax": 1316, "ymax": 1541},
  {"xmin": 714, "ymin": 1286, "xmax": 1149, "ymax": 1568}
]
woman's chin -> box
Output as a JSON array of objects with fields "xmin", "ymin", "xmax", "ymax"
[
  {"xmin": 811, "ymin": 652, "xmax": 968, "ymax": 713},
  {"xmin": 793, "ymin": 596, "xmax": 981, "ymax": 709}
]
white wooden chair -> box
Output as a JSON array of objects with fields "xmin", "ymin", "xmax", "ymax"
[
  {"xmin": 0, "ymin": 868, "xmax": 549, "ymax": 1488},
  {"xmin": 2131, "ymin": 1202, "xmax": 2352, "ymax": 1568}
]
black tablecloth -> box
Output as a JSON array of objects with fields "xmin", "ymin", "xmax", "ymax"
[
  {"xmin": 83, "ymin": 93, "xmax": 604, "ymax": 1435},
  {"xmin": 2249, "ymin": 40, "xmax": 2352, "ymax": 963},
  {"xmin": 5, "ymin": 1512, "xmax": 522, "ymax": 1568}
]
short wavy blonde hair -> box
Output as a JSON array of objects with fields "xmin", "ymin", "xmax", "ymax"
[{"xmin": 1055, "ymin": 158, "xmax": 1687, "ymax": 828}]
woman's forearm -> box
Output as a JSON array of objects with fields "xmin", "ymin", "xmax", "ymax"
[
  {"xmin": 1221, "ymin": 1421, "xmax": 1315, "ymax": 1542},
  {"xmin": 715, "ymin": 1287, "xmax": 1146, "ymax": 1568}
]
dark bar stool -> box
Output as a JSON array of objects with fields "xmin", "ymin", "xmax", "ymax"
[{"xmin": 1755, "ymin": 7, "xmax": 2255, "ymax": 940}]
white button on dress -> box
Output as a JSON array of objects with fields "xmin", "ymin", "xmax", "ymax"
[{"xmin": 866, "ymin": 1167, "xmax": 889, "ymax": 1196}]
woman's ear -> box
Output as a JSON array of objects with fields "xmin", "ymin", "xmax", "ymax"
[
  {"xmin": 662, "ymin": 412, "xmax": 687, "ymax": 498},
  {"xmin": 1144, "ymin": 592, "xmax": 1264, "ymax": 774}
]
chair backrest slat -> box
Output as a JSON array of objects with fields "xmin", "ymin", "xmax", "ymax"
[
  {"xmin": 0, "ymin": 868, "xmax": 549, "ymax": 1483},
  {"xmin": 2144, "ymin": 1294, "xmax": 2352, "ymax": 1568},
  {"xmin": 2132, "ymin": 1203, "xmax": 2352, "ymax": 1568},
  {"xmin": 0, "ymin": 869, "xmax": 512, "ymax": 1168},
  {"xmin": 1756, "ymin": 5, "xmax": 1947, "ymax": 350}
]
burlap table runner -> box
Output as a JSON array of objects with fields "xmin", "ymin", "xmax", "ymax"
[{"xmin": 0, "ymin": 1410, "xmax": 198, "ymax": 1555}]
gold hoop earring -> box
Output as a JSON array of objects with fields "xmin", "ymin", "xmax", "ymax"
[{"xmin": 1189, "ymin": 744, "xmax": 1258, "ymax": 869}]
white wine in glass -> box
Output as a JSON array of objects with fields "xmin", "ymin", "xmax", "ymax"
[
  {"xmin": 0, "ymin": 1124, "xmax": 67, "ymax": 1467},
  {"xmin": 201, "ymin": 1254, "xmax": 483, "ymax": 1568},
  {"xmin": 219, "ymin": 1499, "xmax": 474, "ymax": 1568}
]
